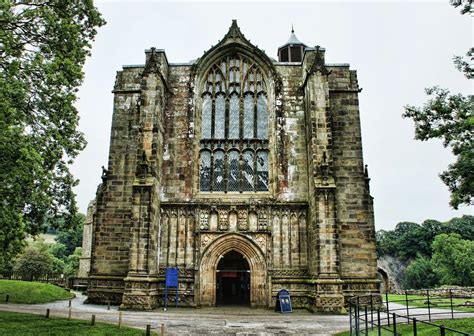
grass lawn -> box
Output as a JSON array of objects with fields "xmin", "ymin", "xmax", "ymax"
[
  {"xmin": 386, "ymin": 294, "xmax": 474, "ymax": 313},
  {"xmin": 0, "ymin": 280, "xmax": 74, "ymax": 304},
  {"xmin": 334, "ymin": 317, "xmax": 474, "ymax": 335},
  {"xmin": 0, "ymin": 311, "xmax": 158, "ymax": 335}
]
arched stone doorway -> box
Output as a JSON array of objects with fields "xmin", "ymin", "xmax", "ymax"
[
  {"xmin": 216, "ymin": 250, "xmax": 250, "ymax": 306},
  {"xmin": 199, "ymin": 233, "xmax": 267, "ymax": 307},
  {"xmin": 377, "ymin": 268, "xmax": 390, "ymax": 293}
]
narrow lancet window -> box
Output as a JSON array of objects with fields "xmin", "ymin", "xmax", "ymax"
[
  {"xmin": 213, "ymin": 150, "xmax": 225, "ymax": 191},
  {"xmin": 229, "ymin": 94, "xmax": 239, "ymax": 139},
  {"xmin": 214, "ymin": 94, "xmax": 225, "ymax": 139},
  {"xmin": 202, "ymin": 94, "xmax": 212, "ymax": 139},
  {"xmin": 256, "ymin": 150, "xmax": 269, "ymax": 191},
  {"xmin": 256, "ymin": 94, "xmax": 268, "ymax": 139},
  {"xmin": 200, "ymin": 150, "xmax": 211, "ymax": 191},
  {"xmin": 228, "ymin": 150, "xmax": 240, "ymax": 192},
  {"xmin": 242, "ymin": 150, "xmax": 254, "ymax": 191},
  {"xmin": 243, "ymin": 94, "xmax": 254, "ymax": 139}
]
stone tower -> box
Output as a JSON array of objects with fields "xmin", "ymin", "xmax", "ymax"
[{"xmin": 84, "ymin": 21, "xmax": 379, "ymax": 311}]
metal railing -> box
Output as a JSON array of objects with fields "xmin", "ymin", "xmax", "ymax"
[
  {"xmin": 348, "ymin": 288, "xmax": 473, "ymax": 335},
  {"xmin": 0, "ymin": 272, "xmax": 68, "ymax": 287}
]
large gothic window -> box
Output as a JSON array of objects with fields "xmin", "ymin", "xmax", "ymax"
[{"xmin": 199, "ymin": 53, "xmax": 269, "ymax": 192}]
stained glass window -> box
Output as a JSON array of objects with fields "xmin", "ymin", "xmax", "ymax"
[
  {"xmin": 256, "ymin": 95, "xmax": 268, "ymax": 139},
  {"xmin": 242, "ymin": 150, "xmax": 254, "ymax": 191},
  {"xmin": 214, "ymin": 94, "xmax": 225, "ymax": 139},
  {"xmin": 202, "ymin": 94, "xmax": 212, "ymax": 139},
  {"xmin": 213, "ymin": 150, "xmax": 225, "ymax": 191},
  {"xmin": 256, "ymin": 150, "xmax": 269, "ymax": 191},
  {"xmin": 199, "ymin": 53, "xmax": 269, "ymax": 192},
  {"xmin": 228, "ymin": 150, "xmax": 240, "ymax": 192},
  {"xmin": 200, "ymin": 150, "xmax": 211, "ymax": 191},
  {"xmin": 243, "ymin": 94, "xmax": 254, "ymax": 139},
  {"xmin": 229, "ymin": 94, "xmax": 239, "ymax": 139}
]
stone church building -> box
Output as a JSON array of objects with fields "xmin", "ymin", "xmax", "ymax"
[{"xmin": 80, "ymin": 21, "xmax": 379, "ymax": 311}]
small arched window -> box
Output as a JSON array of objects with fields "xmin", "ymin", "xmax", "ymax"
[{"xmin": 199, "ymin": 53, "xmax": 269, "ymax": 192}]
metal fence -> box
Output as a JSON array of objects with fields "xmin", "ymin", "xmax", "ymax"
[
  {"xmin": 0, "ymin": 272, "xmax": 68, "ymax": 287},
  {"xmin": 348, "ymin": 288, "xmax": 474, "ymax": 336}
]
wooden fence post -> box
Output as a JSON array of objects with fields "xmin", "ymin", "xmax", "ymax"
[
  {"xmin": 45, "ymin": 309, "xmax": 50, "ymax": 318},
  {"xmin": 161, "ymin": 323, "xmax": 165, "ymax": 336},
  {"xmin": 145, "ymin": 324, "xmax": 151, "ymax": 336},
  {"xmin": 91, "ymin": 315, "xmax": 96, "ymax": 326},
  {"xmin": 68, "ymin": 306, "xmax": 72, "ymax": 320},
  {"xmin": 118, "ymin": 311, "xmax": 122, "ymax": 329}
]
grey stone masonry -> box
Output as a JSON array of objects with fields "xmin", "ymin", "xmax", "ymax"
[{"xmin": 85, "ymin": 21, "xmax": 379, "ymax": 311}]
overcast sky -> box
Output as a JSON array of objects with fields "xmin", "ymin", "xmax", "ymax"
[{"xmin": 72, "ymin": 0, "xmax": 473, "ymax": 230}]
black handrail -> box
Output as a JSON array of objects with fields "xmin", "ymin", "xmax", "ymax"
[{"xmin": 348, "ymin": 287, "xmax": 473, "ymax": 335}]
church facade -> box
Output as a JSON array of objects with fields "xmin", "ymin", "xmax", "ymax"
[{"xmin": 82, "ymin": 21, "xmax": 379, "ymax": 311}]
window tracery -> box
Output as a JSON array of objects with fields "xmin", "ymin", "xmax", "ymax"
[{"xmin": 199, "ymin": 53, "xmax": 269, "ymax": 192}]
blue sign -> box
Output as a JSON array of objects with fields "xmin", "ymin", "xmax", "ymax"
[
  {"xmin": 165, "ymin": 267, "xmax": 179, "ymax": 287},
  {"xmin": 275, "ymin": 289, "xmax": 292, "ymax": 313},
  {"xmin": 164, "ymin": 267, "xmax": 179, "ymax": 310}
]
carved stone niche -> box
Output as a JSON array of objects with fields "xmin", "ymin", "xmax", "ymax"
[
  {"xmin": 258, "ymin": 208, "xmax": 269, "ymax": 231},
  {"xmin": 199, "ymin": 209, "xmax": 209, "ymax": 230},
  {"xmin": 238, "ymin": 210, "xmax": 248, "ymax": 231},
  {"xmin": 218, "ymin": 210, "xmax": 228, "ymax": 231}
]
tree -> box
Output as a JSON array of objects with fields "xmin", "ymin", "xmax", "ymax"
[
  {"xmin": 392, "ymin": 222, "xmax": 428, "ymax": 261},
  {"xmin": 64, "ymin": 247, "xmax": 82, "ymax": 277},
  {"xmin": 0, "ymin": 1, "xmax": 105, "ymax": 265},
  {"xmin": 402, "ymin": 255, "xmax": 439, "ymax": 289},
  {"xmin": 402, "ymin": 3, "xmax": 473, "ymax": 209},
  {"xmin": 376, "ymin": 230, "xmax": 398, "ymax": 257},
  {"xmin": 445, "ymin": 215, "xmax": 474, "ymax": 240},
  {"xmin": 432, "ymin": 233, "xmax": 474, "ymax": 286},
  {"xmin": 48, "ymin": 242, "xmax": 68, "ymax": 261},
  {"xmin": 375, "ymin": 216, "xmax": 473, "ymax": 260},
  {"xmin": 55, "ymin": 213, "xmax": 85, "ymax": 256},
  {"xmin": 13, "ymin": 240, "xmax": 53, "ymax": 279}
]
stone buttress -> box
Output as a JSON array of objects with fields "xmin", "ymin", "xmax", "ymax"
[{"xmin": 85, "ymin": 21, "xmax": 379, "ymax": 312}]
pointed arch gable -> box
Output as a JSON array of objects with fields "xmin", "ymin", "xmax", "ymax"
[{"xmin": 193, "ymin": 21, "xmax": 280, "ymax": 91}]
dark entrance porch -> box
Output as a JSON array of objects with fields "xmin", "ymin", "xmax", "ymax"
[{"xmin": 216, "ymin": 250, "xmax": 250, "ymax": 306}]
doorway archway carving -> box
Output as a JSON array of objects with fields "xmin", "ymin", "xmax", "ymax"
[{"xmin": 199, "ymin": 233, "xmax": 267, "ymax": 307}]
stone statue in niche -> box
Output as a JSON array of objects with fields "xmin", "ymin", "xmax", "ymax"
[
  {"xmin": 238, "ymin": 210, "xmax": 248, "ymax": 231},
  {"xmin": 199, "ymin": 210, "xmax": 209, "ymax": 230}
]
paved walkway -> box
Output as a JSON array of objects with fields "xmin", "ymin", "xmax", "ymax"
[
  {"xmin": 0, "ymin": 293, "xmax": 349, "ymax": 335},
  {"xmin": 0, "ymin": 293, "xmax": 472, "ymax": 335}
]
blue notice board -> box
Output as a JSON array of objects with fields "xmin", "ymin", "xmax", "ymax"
[
  {"xmin": 165, "ymin": 267, "xmax": 179, "ymax": 287},
  {"xmin": 164, "ymin": 267, "xmax": 179, "ymax": 310}
]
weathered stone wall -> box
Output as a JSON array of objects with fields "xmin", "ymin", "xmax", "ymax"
[
  {"xmin": 87, "ymin": 66, "xmax": 141, "ymax": 304},
  {"xmin": 274, "ymin": 65, "xmax": 308, "ymax": 202},
  {"xmin": 86, "ymin": 23, "xmax": 379, "ymax": 311},
  {"xmin": 328, "ymin": 66, "xmax": 377, "ymax": 280},
  {"xmin": 89, "ymin": 67, "xmax": 142, "ymax": 276},
  {"xmin": 78, "ymin": 200, "xmax": 96, "ymax": 277},
  {"xmin": 161, "ymin": 65, "xmax": 194, "ymax": 201}
]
